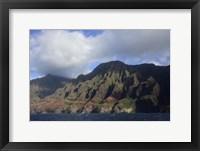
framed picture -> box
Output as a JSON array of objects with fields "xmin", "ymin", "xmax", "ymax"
[{"xmin": 0, "ymin": 0, "xmax": 199, "ymax": 150}]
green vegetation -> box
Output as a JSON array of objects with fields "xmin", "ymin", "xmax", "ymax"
[
  {"xmin": 63, "ymin": 101, "xmax": 70, "ymax": 110},
  {"xmin": 66, "ymin": 95, "xmax": 75, "ymax": 101},
  {"xmin": 123, "ymin": 98, "xmax": 134, "ymax": 109},
  {"xmin": 30, "ymin": 61, "xmax": 170, "ymax": 114}
]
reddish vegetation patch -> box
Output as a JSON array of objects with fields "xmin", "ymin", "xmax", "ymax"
[
  {"xmin": 32, "ymin": 99, "xmax": 65, "ymax": 113},
  {"xmin": 105, "ymin": 96, "xmax": 118, "ymax": 102}
]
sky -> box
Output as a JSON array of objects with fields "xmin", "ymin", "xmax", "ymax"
[{"xmin": 30, "ymin": 29, "xmax": 170, "ymax": 80}]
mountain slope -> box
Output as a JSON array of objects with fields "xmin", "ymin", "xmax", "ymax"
[
  {"xmin": 30, "ymin": 61, "xmax": 170, "ymax": 114},
  {"xmin": 30, "ymin": 74, "xmax": 69, "ymax": 100}
]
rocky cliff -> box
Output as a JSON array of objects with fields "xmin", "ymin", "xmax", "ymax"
[{"xmin": 30, "ymin": 61, "xmax": 170, "ymax": 114}]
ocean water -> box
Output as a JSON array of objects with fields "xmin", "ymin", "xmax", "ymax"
[{"xmin": 30, "ymin": 113, "xmax": 170, "ymax": 121}]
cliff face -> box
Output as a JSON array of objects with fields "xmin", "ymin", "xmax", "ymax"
[
  {"xmin": 30, "ymin": 61, "xmax": 170, "ymax": 114},
  {"xmin": 30, "ymin": 74, "xmax": 69, "ymax": 99}
]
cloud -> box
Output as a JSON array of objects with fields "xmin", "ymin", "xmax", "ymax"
[{"xmin": 30, "ymin": 29, "xmax": 170, "ymax": 79}]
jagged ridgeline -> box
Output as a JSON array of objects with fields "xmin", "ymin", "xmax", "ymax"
[{"xmin": 30, "ymin": 61, "xmax": 170, "ymax": 114}]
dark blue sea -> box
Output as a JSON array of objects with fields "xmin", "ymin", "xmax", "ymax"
[{"xmin": 30, "ymin": 113, "xmax": 170, "ymax": 121}]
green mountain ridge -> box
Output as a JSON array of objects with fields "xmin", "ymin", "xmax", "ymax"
[
  {"xmin": 30, "ymin": 74, "xmax": 69, "ymax": 99},
  {"xmin": 30, "ymin": 61, "xmax": 170, "ymax": 114}
]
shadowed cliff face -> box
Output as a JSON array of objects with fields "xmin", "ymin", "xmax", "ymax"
[
  {"xmin": 30, "ymin": 74, "xmax": 69, "ymax": 99},
  {"xmin": 30, "ymin": 61, "xmax": 170, "ymax": 114}
]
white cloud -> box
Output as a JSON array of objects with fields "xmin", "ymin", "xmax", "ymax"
[{"xmin": 30, "ymin": 29, "xmax": 170, "ymax": 78}]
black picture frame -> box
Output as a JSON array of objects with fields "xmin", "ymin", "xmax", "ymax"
[{"xmin": 0, "ymin": 0, "xmax": 200, "ymax": 150}]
